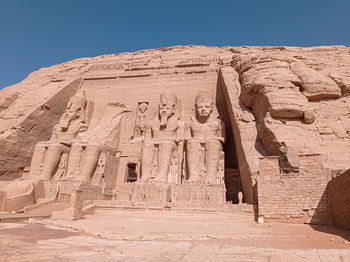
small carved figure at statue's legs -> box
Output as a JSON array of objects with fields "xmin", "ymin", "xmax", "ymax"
[
  {"xmin": 238, "ymin": 191, "xmax": 243, "ymax": 205},
  {"xmin": 65, "ymin": 143, "xmax": 84, "ymax": 179},
  {"xmin": 152, "ymin": 146, "xmax": 159, "ymax": 179},
  {"xmin": 155, "ymin": 141, "xmax": 174, "ymax": 182},
  {"xmin": 29, "ymin": 143, "xmax": 46, "ymax": 177},
  {"xmin": 140, "ymin": 141, "xmax": 154, "ymax": 182},
  {"xmin": 204, "ymin": 139, "xmax": 221, "ymax": 184},
  {"xmin": 40, "ymin": 144, "xmax": 69, "ymax": 180},
  {"xmin": 81, "ymin": 144, "xmax": 101, "ymax": 182},
  {"xmin": 186, "ymin": 140, "xmax": 202, "ymax": 182}
]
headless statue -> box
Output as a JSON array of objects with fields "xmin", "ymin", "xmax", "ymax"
[
  {"xmin": 30, "ymin": 90, "xmax": 88, "ymax": 180},
  {"xmin": 186, "ymin": 91, "xmax": 225, "ymax": 184},
  {"xmin": 66, "ymin": 102, "xmax": 128, "ymax": 182},
  {"xmin": 141, "ymin": 93, "xmax": 184, "ymax": 183}
]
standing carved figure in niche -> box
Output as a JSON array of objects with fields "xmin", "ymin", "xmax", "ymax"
[
  {"xmin": 186, "ymin": 91, "xmax": 225, "ymax": 184},
  {"xmin": 133, "ymin": 102, "xmax": 149, "ymax": 138},
  {"xmin": 30, "ymin": 90, "xmax": 89, "ymax": 180},
  {"xmin": 140, "ymin": 93, "xmax": 185, "ymax": 183}
]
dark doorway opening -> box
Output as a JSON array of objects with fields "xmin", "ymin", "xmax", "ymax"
[{"xmin": 126, "ymin": 163, "xmax": 137, "ymax": 183}]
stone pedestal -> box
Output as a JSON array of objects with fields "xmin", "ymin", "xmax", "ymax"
[
  {"xmin": 0, "ymin": 181, "xmax": 35, "ymax": 212},
  {"xmin": 115, "ymin": 182, "xmax": 226, "ymax": 205},
  {"xmin": 52, "ymin": 190, "xmax": 85, "ymax": 220},
  {"xmin": 171, "ymin": 183, "xmax": 226, "ymax": 204},
  {"xmin": 115, "ymin": 182, "xmax": 171, "ymax": 202},
  {"xmin": 41, "ymin": 180, "xmax": 103, "ymax": 203}
]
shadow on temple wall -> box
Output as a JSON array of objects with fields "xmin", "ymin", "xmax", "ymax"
[
  {"xmin": 309, "ymin": 182, "xmax": 350, "ymax": 241},
  {"xmin": 0, "ymin": 78, "xmax": 83, "ymax": 180},
  {"xmin": 0, "ymin": 172, "xmax": 22, "ymax": 181},
  {"xmin": 215, "ymin": 75, "xmax": 241, "ymax": 204},
  {"xmin": 310, "ymin": 224, "xmax": 350, "ymax": 242},
  {"xmin": 216, "ymin": 71, "xmax": 262, "ymax": 205}
]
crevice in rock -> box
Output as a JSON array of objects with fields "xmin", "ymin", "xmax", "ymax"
[{"xmin": 216, "ymin": 74, "xmax": 241, "ymax": 203}]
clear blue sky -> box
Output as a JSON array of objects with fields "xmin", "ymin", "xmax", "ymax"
[{"xmin": 0, "ymin": 0, "xmax": 349, "ymax": 89}]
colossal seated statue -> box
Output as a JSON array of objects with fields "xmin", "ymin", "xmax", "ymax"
[
  {"xmin": 1, "ymin": 96, "xmax": 128, "ymax": 212},
  {"xmin": 186, "ymin": 91, "xmax": 225, "ymax": 184},
  {"xmin": 29, "ymin": 90, "xmax": 89, "ymax": 180},
  {"xmin": 0, "ymin": 90, "xmax": 90, "ymax": 212},
  {"xmin": 140, "ymin": 93, "xmax": 185, "ymax": 183},
  {"xmin": 65, "ymin": 102, "xmax": 128, "ymax": 182}
]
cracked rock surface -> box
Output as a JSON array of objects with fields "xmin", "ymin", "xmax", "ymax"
[{"xmin": 0, "ymin": 45, "xmax": 349, "ymax": 180}]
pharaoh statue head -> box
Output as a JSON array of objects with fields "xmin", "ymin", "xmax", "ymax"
[
  {"xmin": 60, "ymin": 90, "xmax": 87, "ymax": 128},
  {"xmin": 195, "ymin": 91, "xmax": 214, "ymax": 119},
  {"xmin": 158, "ymin": 93, "xmax": 178, "ymax": 126}
]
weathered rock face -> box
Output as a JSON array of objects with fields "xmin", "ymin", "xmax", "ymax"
[
  {"xmin": 230, "ymin": 45, "xmax": 350, "ymax": 173},
  {"xmin": 0, "ymin": 45, "xmax": 349, "ymax": 205}
]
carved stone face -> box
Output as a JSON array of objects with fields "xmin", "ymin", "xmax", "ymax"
[
  {"xmin": 61, "ymin": 102, "xmax": 81, "ymax": 127},
  {"xmin": 159, "ymin": 98, "xmax": 175, "ymax": 119},
  {"xmin": 195, "ymin": 99, "xmax": 213, "ymax": 118}
]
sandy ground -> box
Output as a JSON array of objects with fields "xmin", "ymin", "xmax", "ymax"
[{"xmin": 0, "ymin": 209, "xmax": 349, "ymax": 261}]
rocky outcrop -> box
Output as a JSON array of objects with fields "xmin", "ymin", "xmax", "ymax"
[
  {"xmin": 231, "ymin": 46, "xmax": 350, "ymax": 172},
  {"xmin": 0, "ymin": 45, "xmax": 349, "ymax": 204}
]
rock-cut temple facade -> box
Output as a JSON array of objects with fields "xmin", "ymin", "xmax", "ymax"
[{"xmin": 0, "ymin": 45, "xmax": 349, "ymax": 230}]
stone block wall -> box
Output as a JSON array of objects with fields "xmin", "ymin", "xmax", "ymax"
[
  {"xmin": 329, "ymin": 169, "xmax": 350, "ymax": 230},
  {"xmin": 257, "ymin": 154, "xmax": 332, "ymax": 224},
  {"xmin": 259, "ymin": 156, "xmax": 280, "ymax": 177}
]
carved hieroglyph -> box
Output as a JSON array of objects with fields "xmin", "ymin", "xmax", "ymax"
[
  {"xmin": 133, "ymin": 102, "xmax": 149, "ymax": 139},
  {"xmin": 140, "ymin": 93, "xmax": 185, "ymax": 183},
  {"xmin": 186, "ymin": 91, "xmax": 225, "ymax": 184}
]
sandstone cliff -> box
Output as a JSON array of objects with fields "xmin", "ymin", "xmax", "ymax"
[{"xmin": 0, "ymin": 45, "xmax": 349, "ymax": 201}]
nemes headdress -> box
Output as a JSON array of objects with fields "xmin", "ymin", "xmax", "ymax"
[
  {"xmin": 195, "ymin": 91, "xmax": 214, "ymax": 105},
  {"xmin": 70, "ymin": 90, "xmax": 87, "ymax": 109},
  {"xmin": 158, "ymin": 92, "xmax": 182, "ymax": 119},
  {"xmin": 160, "ymin": 93, "xmax": 177, "ymax": 106}
]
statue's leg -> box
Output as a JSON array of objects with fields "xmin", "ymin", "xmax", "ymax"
[
  {"xmin": 140, "ymin": 141, "xmax": 154, "ymax": 182},
  {"xmin": 186, "ymin": 140, "xmax": 202, "ymax": 182},
  {"xmin": 65, "ymin": 143, "xmax": 83, "ymax": 179},
  {"xmin": 29, "ymin": 143, "xmax": 46, "ymax": 177},
  {"xmin": 156, "ymin": 141, "xmax": 174, "ymax": 182},
  {"xmin": 81, "ymin": 144, "xmax": 101, "ymax": 182},
  {"xmin": 40, "ymin": 144, "xmax": 68, "ymax": 180},
  {"xmin": 204, "ymin": 139, "xmax": 222, "ymax": 184}
]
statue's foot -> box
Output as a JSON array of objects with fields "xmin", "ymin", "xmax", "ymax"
[
  {"xmin": 204, "ymin": 178, "xmax": 216, "ymax": 184},
  {"xmin": 186, "ymin": 176, "xmax": 201, "ymax": 183}
]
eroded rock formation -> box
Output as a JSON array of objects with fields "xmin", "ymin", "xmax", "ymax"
[{"xmin": 0, "ymin": 45, "xmax": 349, "ymax": 212}]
